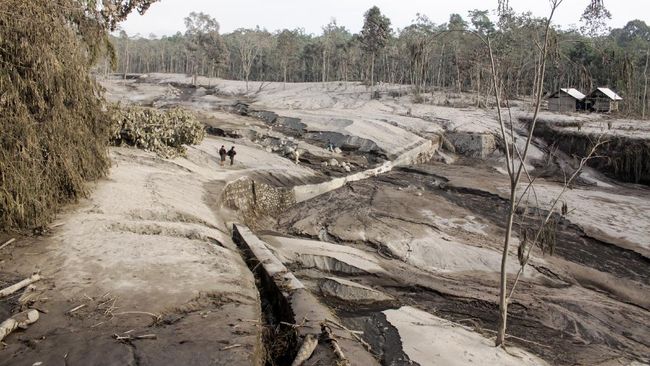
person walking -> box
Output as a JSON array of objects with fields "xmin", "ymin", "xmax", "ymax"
[
  {"xmin": 227, "ymin": 146, "xmax": 237, "ymax": 166},
  {"xmin": 327, "ymin": 139, "xmax": 334, "ymax": 152},
  {"xmin": 218, "ymin": 145, "xmax": 227, "ymax": 166}
]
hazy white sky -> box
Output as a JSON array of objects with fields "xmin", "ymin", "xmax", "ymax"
[{"xmin": 120, "ymin": 0, "xmax": 649, "ymax": 37}]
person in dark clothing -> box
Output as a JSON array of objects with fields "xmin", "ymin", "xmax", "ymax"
[
  {"xmin": 218, "ymin": 145, "xmax": 227, "ymax": 166},
  {"xmin": 227, "ymin": 146, "xmax": 237, "ymax": 166},
  {"xmin": 327, "ymin": 139, "xmax": 334, "ymax": 152}
]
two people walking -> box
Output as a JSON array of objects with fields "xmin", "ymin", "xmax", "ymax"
[{"xmin": 219, "ymin": 145, "xmax": 236, "ymax": 166}]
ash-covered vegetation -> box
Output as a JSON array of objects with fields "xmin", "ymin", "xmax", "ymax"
[
  {"xmin": 109, "ymin": 105, "xmax": 205, "ymax": 158},
  {"xmin": 0, "ymin": 0, "xmax": 160, "ymax": 231}
]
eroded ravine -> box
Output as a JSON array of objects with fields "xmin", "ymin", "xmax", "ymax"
[
  {"xmin": 262, "ymin": 164, "xmax": 650, "ymax": 366},
  {"xmin": 95, "ymin": 76, "xmax": 649, "ymax": 365}
]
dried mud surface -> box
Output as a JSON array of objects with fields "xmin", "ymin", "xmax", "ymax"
[
  {"xmin": 271, "ymin": 163, "xmax": 650, "ymax": 366},
  {"xmin": 3, "ymin": 76, "xmax": 649, "ymax": 365}
]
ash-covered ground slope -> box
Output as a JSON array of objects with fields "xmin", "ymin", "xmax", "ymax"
[{"xmin": 1, "ymin": 74, "xmax": 648, "ymax": 366}]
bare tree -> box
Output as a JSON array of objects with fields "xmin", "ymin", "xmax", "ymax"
[
  {"xmin": 228, "ymin": 29, "xmax": 264, "ymax": 91},
  {"xmin": 463, "ymin": 0, "xmax": 592, "ymax": 348},
  {"xmin": 486, "ymin": 0, "xmax": 562, "ymax": 346},
  {"xmin": 481, "ymin": 0, "xmax": 608, "ymax": 347},
  {"xmin": 119, "ymin": 30, "xmax": 130, "ymax": 80}
]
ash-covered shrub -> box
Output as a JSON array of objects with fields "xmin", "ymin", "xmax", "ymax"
[{"xmin": 109, "ymin": 105, "xmax": 206, "ymax": 158}]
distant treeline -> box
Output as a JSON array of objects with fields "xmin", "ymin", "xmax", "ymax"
[{"xmin": 108, "ymin": 8, "xmax": 650, "ymax": 116}]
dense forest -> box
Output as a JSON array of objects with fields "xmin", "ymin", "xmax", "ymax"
[{"xmin": 108, "ymin": 4, "xmax": 650, "ymax": 117}]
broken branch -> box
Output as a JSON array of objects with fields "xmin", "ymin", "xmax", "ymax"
[
  {"xmin": 113, "ymin": 333, "xmax": 157, "ymax": 342},
  {"xmin": 66, "ymin": 304, "xmax": 86, "ymax": 314},
  {"xmin": 222, "ymin": 343, "xmax": 242, "ymax": 350},
  {"xmin": 320, "ymin": 323, "xmax": 349, "ymax": 365},
  {"xmin": 291, "ymin": 334, "xmax": 318, "ymax": 366},
  {"xmin": 112, "ymin": 311, "xmax": 161, "ymax": 321},
  {"xmin": 325, "ymin": 318, "xmax": 371, "ymax": 351},
  {"xmin": 0, "ymin": 274, "xmax": 41, "ymax": 298},
  {"xmin": 0, "ymin": 238, "xmax": 16, "ymax": 251}
]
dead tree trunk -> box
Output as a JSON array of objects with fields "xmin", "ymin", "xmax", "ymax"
[
  {"xmin": 123, "ymin": 37, "xmax": 130, "ymax": 80},
  {"xmin": 483, "ymin": 0, "xmax": 560, "ymax": 348},
  {"xmin": 643, "ymin": 49, "xmax": 649, "ymax": 119},
  {"xmin": 370, "ymin": 52, "xmax": 376, "ymax": 96}
]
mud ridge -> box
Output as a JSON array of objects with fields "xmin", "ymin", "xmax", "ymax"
[
  {"xmin": 232, "ymin": 226, "xmax": 299, "ymax": 366},
  {"xmin": 387, "ymin": 166, "xmax": 650, "ymax": 284}
]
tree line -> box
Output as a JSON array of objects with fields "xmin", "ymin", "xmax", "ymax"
[{"xmin": 108, "ymin": 4, "xmax": 650, "ymax": 116}]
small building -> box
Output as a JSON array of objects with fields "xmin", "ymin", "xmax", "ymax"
[
  {"xmin": 547, "ymin": 88, "xmax": 586, "ymax": 113},
  {"xmin": 585, "ymin": 87, "xmax": 623, "ymax": 113}
]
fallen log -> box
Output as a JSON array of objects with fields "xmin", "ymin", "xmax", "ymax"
[
  {"xmin": 0, "ymin": 274, "xmax": 41, "ymax": 298},
  {"xmin": 291, "ymin": 334, "xmax": 318, "ymax": 366},
  {"xmin": 0, "ymin": 310, "xmax": 40, "ymax": 342},
  {"xmin": 0, "ymin": 238, "xmax": 16, "ymax": 251}
]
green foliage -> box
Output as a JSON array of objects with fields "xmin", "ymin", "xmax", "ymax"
[
  {"xmin": 447, "ymin": 13, "xmax": 468, "ymax": 31},
  {"xmin": 109, "ymin": 106, "xmax": 206, "ymax": 158}
]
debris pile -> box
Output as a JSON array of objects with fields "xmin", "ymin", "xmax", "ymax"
[{"xmin": 109, "ymin": 105, "xmax": 205, "ymax": 158}]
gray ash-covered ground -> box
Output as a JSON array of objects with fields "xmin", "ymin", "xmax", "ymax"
[
  {"xmin": 267, "ymin": 161, "xmax": 650, "ymax": 366},
  {"xmin": 99, "ymin": 75, "xmax": 650, "ymax": 365},
  {"xmin": 5, "ymin": 75, "xmax": 646, "ymax": 365}
]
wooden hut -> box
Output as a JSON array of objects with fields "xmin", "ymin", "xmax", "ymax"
[
  {"xmin": 547, "ymin": 88, "xmax": 585, "ymax": 113},
  {"xmin": 585, "ymin": 87, "xmax": 622, "ymax": 112}
]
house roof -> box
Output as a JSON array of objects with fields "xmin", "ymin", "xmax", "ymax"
[
  {"xmin": 561, "ymin": 88, "xmax": 586, "ymax": 100},
  {"xmin": 548, "ymin": 88, "xmax": 585, "ymax": 100},
  {"xmin": 592, "ymin": 87, "xmax": 623, "ymax": 101}
]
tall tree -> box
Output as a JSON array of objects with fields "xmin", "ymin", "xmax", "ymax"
[
  {"xmin": 469, "ymin": 10, "xmax": 494, "ymax": 105},
  {"xmin": 184, "ymin": 12, "xmax": 228, "ymax": 85},
  {"xmin": 119, "ymin": 30, "xmax": 131, "ymax": 79},
  {"xmin": 400, "ymin": 14, "xmax": 436, "ymax": 92},
  {"xmin": 360, "ymin": 6, "xmax": 391, "ymax": 94},
  {"xmin": 226, "ymin": 28, "xmax": 268, "ymax": 91},
  {"xmin": 276, "ymin": 29, "xmax": 300, "ymax": 86},
  {"xmin": 580, "ymin": 0, "xmax": 612, "ymax": 36},
  {"xmin": 448, "ymin": 14, "xmax": 468, "ymax": 93}
]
